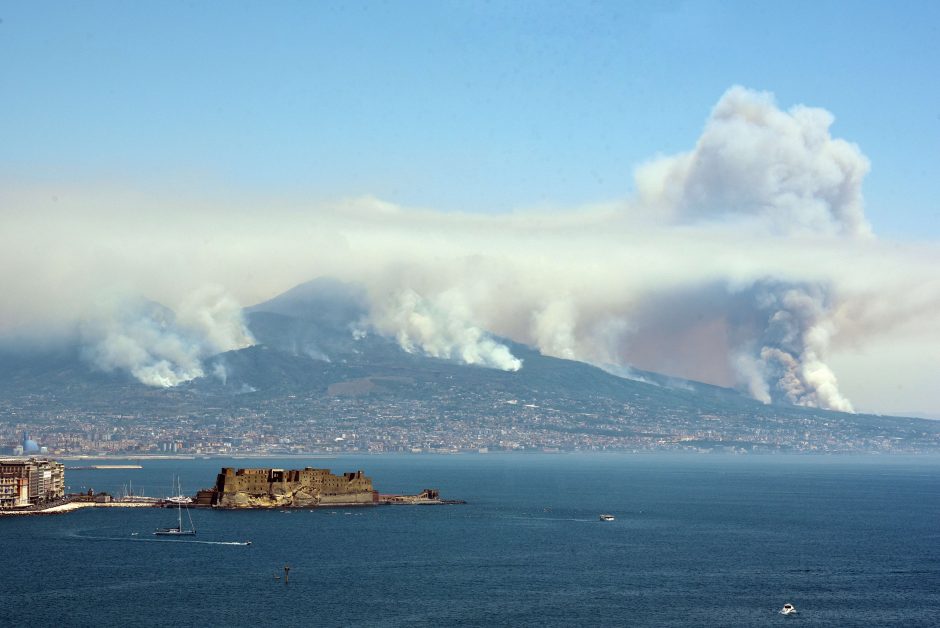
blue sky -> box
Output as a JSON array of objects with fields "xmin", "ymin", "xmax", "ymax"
[{"xmin": 2, "ymin": 1, "xmax": 938, "ymax": 236}]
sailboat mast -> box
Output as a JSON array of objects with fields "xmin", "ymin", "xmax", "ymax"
[{"xmin": 178, "ymin": 477, "xmax": 183, "ymax": 529}]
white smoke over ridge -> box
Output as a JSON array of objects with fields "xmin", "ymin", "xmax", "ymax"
[
  {"xmin": 511, "ymin": 85, "xmax": 874, "ymax": 410},
  {"xmin": 532, "ymin": 300, "xmax": 579, "ymax": 360},
  {"xmin": 3, "ymin": 86, "xmax": 939, "ymax": 413},
  {"xmin": 341, "ymin": 86, "xmax": 875, "ymax": 405},
  {"xmin": 176, "ymin": 287, "xmax": 255, "ymax": 354},
  {"xmin": 512, "ymin": 278, "xmax": 853, "ymax": 411},
  {"xmin": 80, "ymin": 288, "xmax": 255, "ymax": 387},
  {"xmin": 212, "ymin": 361, "xmax": 229, "ymax": 385},
  {"xmin": 370, "ymin": 289, "xmax": 522, "ymax": 372},
  {"xmin": 731, "ymin": 281, "xmax": 852, "ymax": 412}
]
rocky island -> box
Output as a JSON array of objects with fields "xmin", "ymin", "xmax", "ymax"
[{"xmin": 195, "ymin": 466, "xmax": 462, "ymax": 508}]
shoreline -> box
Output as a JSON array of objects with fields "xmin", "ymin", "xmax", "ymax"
[
  {"xmin": 0, "ymin": 500, "xmax": 159, "ymax": 516},
  {"xmin": 2, "ymin": 497, "xmax": 465, "ymax": 517}
]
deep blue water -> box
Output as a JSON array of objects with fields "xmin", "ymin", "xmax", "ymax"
[{"xmin": 2, "ymin": 454, "xmax": 938, "ymax": 627}]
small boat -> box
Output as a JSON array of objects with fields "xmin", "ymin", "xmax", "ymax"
[
  {"xmin": 154, "ymin": 519, "xmax": 196, "ymax": 536},
  {"xmin": 154, "ymin": 525, "xmax": 195, "ymax": 536},
  {"xmin": 780, "ymin": 603, "xmax": 796, "ymax": 615},
  {"xmin": 599, "ymin": 514, "xmax": 615, "ymax": 521}
]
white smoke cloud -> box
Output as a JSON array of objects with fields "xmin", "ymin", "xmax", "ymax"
[
  {"xmin": 177, "ymin": 287, "xmax": 256, "ymax": 353},
  {"xmin": 212, "ymin": 361, "xmax": 228, "ymax": 385},
  {"xmin": 532, "ymin": 300, "xmax": 579, "ymax": 360},
  {"xmin": 525, "ymin": 278, "xmax": 854, "ymax": 411},
  {"xmin": 636, "ymin": 85, "xmax": 872, "ymax": 237},
  {"xmin": 733, "ymin": 352, "xmax": 771, "ymax": 404},
  {"xmin": 2, "ymin": 86, "xmax": 939, "ymax": 414},
  {"xmin": 80, "ymin": 288, "xmax": 255, "ymax": 387},
  {"xmin": 370, "ymin": 289, "xmax": 522, "ymax": 372},
  {"xmin": 738, "ymin": 281, "xmax": 853, "ymax": 412}
]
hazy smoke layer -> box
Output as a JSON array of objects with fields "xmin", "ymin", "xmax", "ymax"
[
  {"xmin": 517, "ymin": 278, "xmax": 853, "ymax": 411},
  {"xmin": 636, "ymin": 86, "xmax": 872, "ymax": 237},
  {"xmin": 370, "ymin": 289, "xmax": 522, "ymax": 372},
  {"xmin": 3, "ymin": 86, "xmax": 938, "ymax": 413},
  {"xmin": 80, "ymin": 288, "xmax": 255, "ymax": 387}
]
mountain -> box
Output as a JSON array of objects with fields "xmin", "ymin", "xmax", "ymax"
[
  {"xmin": 1, "ymin": 278, "xmax": 939, "ymax": 454},
  {"xmin": 207, "ymin": 279, "xmax": 748, "ymax": 407}
]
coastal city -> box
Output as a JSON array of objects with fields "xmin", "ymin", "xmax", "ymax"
[
  {"xmin": 3, "ymin": 385, "xmax": 938, "ymax": 457},
  {"xmin": 0, "ymin": 451, "xmax": 454, "ymax": 514}
]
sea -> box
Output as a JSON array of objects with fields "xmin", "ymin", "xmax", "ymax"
[{"xmin": 1, "ymin": 454, "xmax": 938, "ymax": 627}]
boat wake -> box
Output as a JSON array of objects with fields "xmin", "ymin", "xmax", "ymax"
[
  {"xmin": 501, "ymin": 515, "xmax": 600, "ymax": 523},
  {"xmin": 68, "ymin": 531, "xmax": 250, "ymax": 546},
  {"xmin": 155, "ymin": 538, "xmax": 251, "ymax": 546}
]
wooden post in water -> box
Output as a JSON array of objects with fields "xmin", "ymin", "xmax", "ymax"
[{"xmin": 284, "ymin": 565, "xmax": 290, "ymax": 584}]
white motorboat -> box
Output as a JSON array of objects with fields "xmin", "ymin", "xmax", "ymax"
[
  {"xmin": 599, "ymin": 514, "xmax": 615, "ymax": 521},
  {"xmin": 779, "ymin": 603, "xmax": 796, "ymax": 615}
]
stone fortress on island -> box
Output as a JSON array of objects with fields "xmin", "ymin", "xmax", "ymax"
[
  {"xmin": 198, "ymin": 466, "xmax": 456, "ymax": 508},
  {"xmin": 205, "ymin": 466, "xmax": 376, "ymax": 508}
]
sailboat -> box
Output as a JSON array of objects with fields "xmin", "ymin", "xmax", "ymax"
[{"xmin": 154, "ymin": 478, "xmax": 196, "ymax": 536}]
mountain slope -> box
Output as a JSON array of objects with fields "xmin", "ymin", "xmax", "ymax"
[{"xmin": 1, "ymin": 278, "xmax": 938, "ymax": 453}]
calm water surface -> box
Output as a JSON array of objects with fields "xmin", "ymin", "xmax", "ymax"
[{"xmin": 2, "ymin": 454, "xmax": 938, "ymax": 627}]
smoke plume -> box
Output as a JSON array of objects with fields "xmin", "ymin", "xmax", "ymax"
[
  {"xmin": 733, "ymin": 281, "xmax": 852, "ymax": 411},
  {"xmin": 636, "ymin": 86, "xmax": 872, "ymax": 237},
  {"xmin": 80, "ymin": 288, "xmax": 255, "ymax": 387},
  {"xmin": 370, "ymin": 289, "xmax": 522, "ymax": 372},
  {"xmin": 2, "ymin": 86, "xmax": 938, "ymax": 414}
]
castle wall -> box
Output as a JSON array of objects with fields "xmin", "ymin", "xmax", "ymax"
[{"xmin": 213, "ymin": 467, "xmax": 374, "ymax": 508}]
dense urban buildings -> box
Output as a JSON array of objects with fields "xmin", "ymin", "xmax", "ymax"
[
  {"xmin": 0, "ymin": 458, "xmax": 65, "ymax": 508},
  {"xmin": 2, "ymin": 386, "xmax": 939, "ymax": 456}
]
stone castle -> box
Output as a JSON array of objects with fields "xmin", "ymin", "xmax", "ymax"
[{"xmin": 203, "ymin": 467, "xmax": 377, "ymax": 508}]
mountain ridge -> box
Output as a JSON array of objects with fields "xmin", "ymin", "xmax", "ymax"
[{"xmin": 0, "ymin": 278, "xmax": 938, "ymax": 454}]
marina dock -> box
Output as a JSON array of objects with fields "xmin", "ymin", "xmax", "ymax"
[{"xmin": 65, "ymin": 465, "xmax": 144, "ymax": 470}]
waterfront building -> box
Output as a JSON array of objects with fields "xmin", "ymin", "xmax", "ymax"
[{"xmin": 0, "ymin": 458, "xmax": 65, "ymax": 508}]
